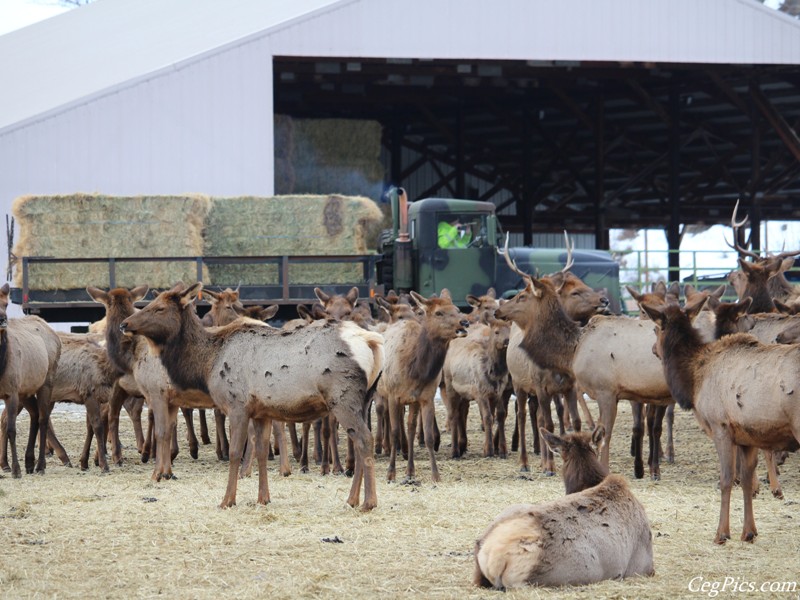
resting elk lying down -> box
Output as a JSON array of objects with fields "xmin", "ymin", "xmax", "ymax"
[
  {"xmin": 473, "ymin": 425, "xmax": 654, "ymax": 589},
  {"xmin": 642, "ymin": 295, "xmax": 800, "ymax": 543},
  {"xmin": 120, "ymin": 283, "xmax": 384, "ymax": 509}
]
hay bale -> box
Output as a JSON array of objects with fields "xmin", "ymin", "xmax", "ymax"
[
  {"xmin": 12, "ymin": 194, "xmax": 210, "ymax": 290},
  {"xmin": 205, "ymin": 195, "xmax": 382, "ymax": 286},
  {"xmin": 274, "ymin": 114, "xmax": 295, "ymax": 194},
  {"xmin": 289, "ymin": 118, "xmax": 385, "ymax": 200}
]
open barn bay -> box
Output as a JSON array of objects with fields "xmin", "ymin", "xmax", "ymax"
[{"xmin": 1, "ymin": 401, "xmax": 798, "ymax": 599}]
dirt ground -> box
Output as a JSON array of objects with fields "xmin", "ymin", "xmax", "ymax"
[{"xmin": 0, "ymin": 399, "xmax": 798, "ymax": 600}]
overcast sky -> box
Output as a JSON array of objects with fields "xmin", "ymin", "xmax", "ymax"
[{"xmin": 2, "ymin": 0, "xmax": 798, "ymax": 286}]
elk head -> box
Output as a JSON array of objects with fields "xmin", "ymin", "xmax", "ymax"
[
  {"xmin": 120, "ymin": 282, "xmax": 201, "ymax": 345},
  {"xmin": 204, "ymin": 287, "xmax": 245, "ymax": 326},
  {"xmin": 315, "ymin": 286, "xmax": 358, "ymax": 321},
  {"xmin": 409, "ymin": 289, "xmax": 469, "ymax": 339},
  {"xmin": 0, "ymin": 282, "xmax": 9, "ymax": 330}
]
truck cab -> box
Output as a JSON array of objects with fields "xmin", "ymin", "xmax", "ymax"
[{"xmin": 377, "ymin": 191, "xmax": 622, "ymax": 312}]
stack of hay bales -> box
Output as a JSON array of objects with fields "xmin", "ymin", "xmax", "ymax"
[
  {"xmin": 204, "ymin": 194, "xmax": 383, "ymax": 286},
  {"xmin": 274, "ymin": 115, "xmax": 385, "ymax": 202},
  {"xmin": 12, "ymin": 194, "xmax": 210, "ymax": 291}
]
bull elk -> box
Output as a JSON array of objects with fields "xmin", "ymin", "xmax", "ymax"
[
  {"xmin": 120, "ymin": 282, "xmax": 383, "ymax": 510},
  {"xmin": 642, "ymin": 295, "xmax": 800, "ymax": 543}
]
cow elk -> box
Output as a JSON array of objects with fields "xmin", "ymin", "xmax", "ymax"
[
  {"xmin": 120, "ymin": 283, "xmax": 383, "ymax": 510},
  {"xmin": 642, "ymin": 295, "xmax": 800, "ymax": 543},
  {"xmin": 473, "ymin": 425, "xmax": 653, "ymax": 589}
]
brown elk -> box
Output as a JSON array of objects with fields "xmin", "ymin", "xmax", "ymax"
[
  {"xmin": 88, "ymin": 285, "xmax": 220, "ymax": 482},
  {"xmin": 0, "ymin": 283, "xmax": 61, "ymax": 477},
  {"xmin": 120, "ymin": 282, "xmax": 384, "ymax": 509},
  {"xmin": 378, "ymin": 289, "xmax": 469, "ymax": 483},
  {"xmin": 642, "ymin": 295, "xmax": 800, "ymax": 543},
  {"xmin": 473, "ymin": 425, "xmax": 653, "ymax": 589},
  {"xmin": 442, "ymin": 315, "xmax": 510, "ymax": 459}
]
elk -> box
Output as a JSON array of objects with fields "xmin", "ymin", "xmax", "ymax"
[
  {"xmin": 642, "ymin": 295, "xmax": 800, "ymax": 543},
  {"xmin": 498, "ymin": 239, "xmax": 676, "ymax": 480},
  {"xmin": 0, "ymin": 283, "xmax": 61, "ymax": 477},
  {"xmin": 442, "ymin": 315, "xmax": 510, "ymax": 459},
  {"xmin": 378, "ymin": 289, "xmax": 468, "ymax": 483},
  {"xmin": 88, "ymin": 285, "xmax": 220, "ymax": 482},
  {"xmin": 120, "ymin": 282, "xmax": 384, "ymax": 509},
  {"xmin": 473, "ymin": 425, "xmax": 654, "ymax": 589}
]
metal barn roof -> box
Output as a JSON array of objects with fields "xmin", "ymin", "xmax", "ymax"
[{"xmin": 2, "ymin": 0, "xmax": 800, "ymax": 133}]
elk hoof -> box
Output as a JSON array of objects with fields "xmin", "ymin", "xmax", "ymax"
[
  {"xmin": 714, "ymin": 534, "xmax": 730, "ymax": 545},
  {"xmin": 773, "ymin": 489, "xmax": 784, "ymax": 500},
  {"xmin": 634, "ymin": 464, "xmax": 644, "ymax": 479},
  {"xmin": 190, "ymin": 447, "xmax": 199, "ymax": 460},
  {"xmin": 543, "ymin": 470, "xmax": 555, "ymax": 477},
  {"xmin": 741, "ymin": 531, "xmax": 757, "ymax": 543},
  {"xmin": 1, "ymin": 465, "xmax": 10, "ymax": 473},
  {"xmin": 12, "ymin": 469, "xmax": 21, "ymax": 479},
  {"xmin": 141, "ymin": 453, "xmax": 150, "ymax": 464},
  {"xmin": 519, "ymin": 465, "xmax": 529, "ymax": 473},
  {"xmin": 345, "ymin": 469, "xmax": 354, "ymax": 478},
  {"xmin": 651, "ymin": 473, "xmax": 661, "ymax": 482}
]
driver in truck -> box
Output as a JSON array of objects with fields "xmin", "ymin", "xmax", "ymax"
[{"xmin": 438, "ymin": 217, "xmax": 473, "ymax": 249}]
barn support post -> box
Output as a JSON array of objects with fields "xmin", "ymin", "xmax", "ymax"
[
  {"xmin": 667, "ymin": 87, "xmax": 681, "ymax": 283},
  {"xmin": 390, "ymin": 122, "xmax": 403, "ymax": 189},
  {"xmin": 594, "ymin": 95, "xmax": 609, "ymax": 250},
  {"xmin": 522, "ymin": 111, "xmax": 534, "ymax": 246},
  {"xmin": 748, "ymin": 83, "xmax": 762, "ymax": 252},
  {"xmin": 456, "ymin": 108, "xmax": 465, "ymax": 198}
]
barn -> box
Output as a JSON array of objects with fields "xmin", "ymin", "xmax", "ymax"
[{"xmin": 2, "ymin": 0, "xmax": 800, "ymax": 282}]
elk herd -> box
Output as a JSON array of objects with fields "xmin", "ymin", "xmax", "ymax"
[{"xmin": 1, "ymin": 204, "xmax": 799, "ymax": 590}]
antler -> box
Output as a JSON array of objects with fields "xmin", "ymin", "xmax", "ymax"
[
  {"xmin": 561, "ymin": 230, "xmax": 575, "ymax": 273},
  {"xmin": 724, "ymin": 199, "xmax": 761, "ymax": 261},
  {"xmin": 499, "ymin": 233, "xmax": 532, "ymax": 280}
]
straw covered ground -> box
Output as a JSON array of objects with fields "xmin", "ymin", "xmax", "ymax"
[{"xmin": 0, "ymin": 401, "xmax": 798, "ymax": 600}]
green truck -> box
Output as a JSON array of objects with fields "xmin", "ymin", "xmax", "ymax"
[{"xmin": 376, "ymin": 188, "xmax": 622, "ymax": 313}]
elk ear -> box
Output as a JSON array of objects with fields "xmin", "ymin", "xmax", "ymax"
[
  {"xmin": 87, "ymin": 286, "xmax": 109, "ymax": 304},
  {"xmin": 667, "ymin": 282, "xmax": 680, "ymax": 300},
  {"xmin": 684, "ymin": 293, "xmax": 708, "ymax": 322},
  {"xmin": 591, "ymin": 425, "xmax": 606, "ymax": 447},
  {"xmin": 409, "ymin": 290, "xmax": 428, "ymax": 308},
  {"xmin": 439, "ymin": 288, "xmax": 452, "ymax": 301},
  {"xmin": 130, "ymin": 285, "xmax": 149, "ymax": 302},
  {"xmin": 738, "ymin": 258, "xmax": 757, "ymax": 275},
  {"xmin": 179, "ymin": 282, "xmax": 202, "ymax": 309},
  {"xmin": 530, "ymin": 278, "xmax": 545, "ymax": 298},
  {"xmin": 710, "ymin": 284, "xmax": 726, "ymax": 300},
  {"xmin": 548, "ymin": 272, "xmax": 565, "ymax": 289},
  {"xmin": 652, "ymin": 281, "xmax": 667, "ymax": 296},
  {"xmin": 297, "ymin": 304, "xmax": 312, "ymax": 322},
  {"xmin": 625, "ymin": 285, "xmax": 643, "ymax": 302},
  {"xmin": 259, "ymin": 304, "xmax": 280, "ymax": 321},
  {"xmin": 314, "ymin": 287, "xmax": 331, "ymax": 304},
  {"xmin": 466, "ymin": 294, "xmax": 480, "ymax": 308},
  {"xmin": 376, "ymin": 296, "xmax": 390, "ymax": 310},
  {"xmin": 736, "ymin": 297, "xmax": 753, "ymax": 314},
  {"xmin": 204, "ymin": 288, "xmax": 221, "ymax": 304},
  {"xmin": 774, "ymin": 299, "xmax": 794, "ymax": 315},
  {"xmin": 640, "ymin": 301, "xmax": 665, "ymax": 326},
  {"xmin": 540, "ymin": 428, "xmax": 564, "ymax": 456},
  {"xmin": 486, "ymin": 287, "xmax": 496, "ymax": 299},
  {"xmin": 0, "ymin": 282, "xmax": 9, "ymax": 296},
  {"xmin": 345, "ymin": 286, "xmax": 359, "ymax": 305}
]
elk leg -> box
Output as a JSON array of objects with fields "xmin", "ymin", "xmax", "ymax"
[
  {"xmin": 181, "ymin": 408, "xmax": 199, "ymax": 460},
  {"xmin": 712, "ymin": 434, "xmax": 735, "ymax": 544},
  {"xmin": 536, "ymin": 391, "xmax": 556, "ymax": 475},
  {"xmin": 764, "ymin": 451, "xmax": 783, "ymax": 500},
  {"xmin": 320, "ymin": 415, "xmax": 332, "ymax": 475},
  {"xmin": 239, "ymin": 421, "xmax": 255, "ymax": 478},
  {"xmin": 214, "ymin": 409, "xmax": 229, "ymax": 461},
  {"xmin": 252, "ymin": 418, "xmax": 271, "ymax": 505},
  {"xmin": 220, "ymin": 410, "xmax": 249, "ymax": 508},
  {"xmin": 420, "ymin": 400, "xmax": 440, "ymax": 483},
  {"xmin": 528, "ymin": 395, "xmax": 540, "ymax": 455},
  {"xmin": 577, "ymin": 389, "xmax": 596, "ymax": 430},
  {"xmin": 288, "ymin": 422, "xmax": 302, "ymax": 460},
  {"xmin": 199, "ymin": 409, "xmax": 211, "ymax": 445},
  {"xmin": 405, "ymin": 403, "xmax": 419, "ymax": 479},
  {"xmin": 646, "ymin": 404, "xmax": 666, "ymax": 481},
  {"xmin": 511, "ymin": 399, "xmax": 519, "ymax": 453},
  {"xmin": 630, "ymin": 402, "xmax": 645, "ymax": 479},
  {"xmin": 447, "ymin": 392, "xmax": 463, "ymax": 459},
  {"xmin": 300, "ymin": 421, "xmax": 311, "ymax": 473},
  {"xmin": 596, "ymin": 395, "xmax": 617, "ymax": 469},
  {"xmin": 35, "ymin": 385, "xmax": 56, "ymax": 474},
  {"xmin": 386, "ymin": 399, "xmax": 402, "ymax": 482},
  {"xmin": 124, "ymin": 396, "xmax": 145, "ymax": 454},
  {"xmin": 273, "ymin": 421, "xmax": 291, "ymax": 477},
  {"xmin": 328, "ymin": 416, "xmax": 344, "ymax": 475},
  {"xmin": 81, "ymin": 412, "xmax": 95, "ymax": 471},
  {"xmin": 553, "ymin": 396, "xmax": 566, "ymax": 435},
  {"xmin": 107, "ymin": 384, "xmax": 127, "ymax": 465},
  {"xmin": 142, "ymin": 407, "xmax": 154, "ymax": 463},
  {"xmin": 458, "ymin": 401, "xmax": 469, "ymax": 456},
  {"xmin": 564, "ymin": 388, "xmax": 581, "ymax": 433},
  {"xmin": 0, "ymin": 407, "xmax": 9, "ymax": 472},
  {"xmin": 345, "ymin": 437, "xmax": 355, "ymax": 478},
  {"xmin": 665, "ymin": 403, "xmax": 675, "ymax": 464},
  {"xmin": 340, "ymin": 408, "xmax": 377, "ymax": 511},
  {"xmin": 516, "ymin": 390, "xmax": 529, "ymax": 472},
  {"xmin": 738, "ymin": 445, "xmax": 759, "ymax": 542},
  {"xmin": 479, "ymin": 397, "xmax": 494, "ymax": 458},
  {"xmin": 151, "ymin": 400, "xmax": 177, "ymax": 481},
  {"xmin": 493, "ymin": 387, "xmax": 511, "ymax": 459},
  {"xmin": 46, "ymin": 419, "xmax": 71, "ymax": 467},
  {"xmin": 25, "ymin": 397, "xmax": 41, "ymax": 474},
  {"xmin": 5, "ymin": 395, "xmax": 22, "ymax": 477},
  {"xmin": 87, "ymin": 397, "xmax": 109, "ymax": 472},
  {"xmin": 313, "ymin": 418, "xmax": 323, "ymax": 465},
  {"xmin": 374, "ymin": 393, "xmax": 386, "ymax": 455}
]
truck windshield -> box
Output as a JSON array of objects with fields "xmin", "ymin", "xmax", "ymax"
[{"xmin": 437, "ymin": 214, "xmax": 488, "ymax": 249}]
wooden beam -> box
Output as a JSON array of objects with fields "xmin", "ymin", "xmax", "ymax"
[{"xmin": 750, "ymin": 83, "xmax": 800, "ymax": 164}]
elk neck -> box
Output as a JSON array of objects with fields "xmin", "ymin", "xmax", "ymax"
[
  {"xmin": 158, "ymin": 306, "xmax": 220, "ymax": 395},
  {"xmin": 659, "ymin": 314, "xmax": 704, "ymax": 410},
  {"xmin": 104, "ymin": 305, "xmax": 138, "ymax": 375},
  {"xmin": 408, "ymin": 325, "xmax": 451, "ymax": 386},
  {"xmin": 519, "ymin": 295, "xmax": 580, "ymax": 374},
  {"xmin": 0, "ymin": 329, "xmax": 8, "ymax": 380}
]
